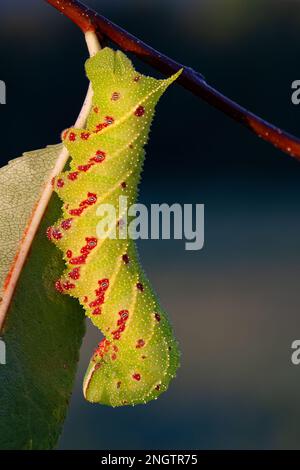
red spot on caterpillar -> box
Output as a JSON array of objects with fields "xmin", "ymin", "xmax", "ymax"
[
  {"xmin": 119, "ymin": 310, "xmax": 129, "ymax": 321},
  {"xmin": 66, "ymin": 152, "xmax": 106, "ymax": 180},
  {"xmin": 117, "ymin": 323, "xmax": 126, "ymax": 333},
  {"xmin": 62, "ymin": 130, "xmax": 68, "ymax": 140},
  {"xmin": 95, "ymin": 123, "xmax": 105, "ymax": 133},
  {"xmin": 94, "ymin": 116, "xmax": 114, "ymax": 132},
  {"xmin": 78, "ymin": 163, "xmax": 92, "ymax": 172},
  {"xmin": 62, "ymin": 281, "xmax": 75, "ymax": 290},
  {"xmin": 55, "ymin": 280, "xmax": 64, "ymax": 293},
  {"xmin": 111, "ymin": 92, "xmax": 120, "ymax": 101},
  {"xmin": 94, "ymin": 288, "xmax": 104, "ymax": 297},
  {"xmin": 69, "ymin": 254, "xmax": 87, "ymax": 265},
  {"xmin": 69, "ymin": 193, "xmax": 97, "ymax": 217},
  {"xmin": 122, "ymin": 254, "xmax": 130, "ymax": 264},
  {"xmin": 91, "ymin": 150, "xmax": 106, "ymax": 163},
  {"xmin": 46, "ymin": 226, "xmax": 53, "ymax": 240},
  {"xmin": 132, "ymin": 373, "xmax": 141, "ymax": 381},
  {"xmin": 91, "ymin": 156, "xmax": 104, "ymax": 164},
  {"xmin": 94, "ymin": 338, "xmax": 111, "ymax": 357},
  {"xmin": 105, "ymin": 116, "xmax": 114, "ymax": 125},
  {"xmin": 89, "ymin": 295, "xmax": 104, "ymax": 307},
  {"xmin": 69, "ymin": 132, "xmax": 76, "ymax": 141},
  {"xmin": 56, "ymin": 178, "xmax": 64, "ymax": 188},
  {"xmin": 98, "ymin": 278, "xmax": 109, "ymax": 291},
  {"xmin": 68, "ymin": 171, "xmax": 79, "ymax": 181},
  {"xmin": 113, "ymin": 345, "xmax": 118, "ymax": 352},
  {"xmin": 154, "ymin": 313, "xmax": 161, "ymax": 322},
  {"xmin": 68, "ymin": 267, "xmax": 80, "ymax": 280},
  {"xmin": 93, "ymin": 106, "xmax": 99, "ymax": 113},
  {"xmin": 69, "ymin": 236, "xmax": 97, "ymax": 267},
  {"xmin": 69, "ymin": 208, "xmax": 84, "ymax": 217},
  {"xmin": 136, "ymin": 339, "xmax": 145, "ymax": 349},
  {"xmin": 61, "ymin": 218, "xmax": 73, "ymax": 230},
  {"xmin": 47, "ymin": 224, "xmax": 64, "ymax": 243},
  {"xmin": 111, "ymin": 353, "xmax": 117, "ymax": 361},
  {"xmin": 55, "ymin": 279, "xmax": 74, "ymax": 293},
  {"xmin": 86, "ymin": 192, "xmax": 97, "ymax": 205},
  {"xmin": 83, "ymin": 296, "xmax": 88, "ymax": 303},
  {"xmin": 89, "ymin": 278, "xmax": 109, "ymax": 313},
  {"xmin": 51, "ymin": 177, "xmax": 55, "ymax": 187},
  {"xmin": 51, "ymin": 227, "xmax": 60, "ymax": 240},
  {"xmin": 81, "ymin": 237, "xmax": 97, "ymax": 255},
  {"xmin": 80, "ymin": 132, "xmax": 90, "ymax": 140},
  {"xmin": 87, "ymin": 237, "xmax": 97, "ymax": 249},
  {"xmin": 136, "ymin": 282, "xmax": 144, "ymax": 292},
  {"xmin": 134, "ymin": 106, "xmax": 145, "ymax": 117},
  {"xmin": 120, "ymin": 182, "xmax": 127, "ymax": 189},
  {"xmin": 112, "ymin": 310, "xmax": 129, "ymax": 340},
  {"xmin": 92, "ymin": 307, "xmax": 101, "ymax": 315},
  {"xmin": 66, "ymin": 250, "xmax": 73, "ymax": 259}
]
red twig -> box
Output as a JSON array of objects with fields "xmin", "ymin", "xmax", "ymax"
[{"xmin": 46, "ymin": 0, "xmax": 300, "ymax": 161}]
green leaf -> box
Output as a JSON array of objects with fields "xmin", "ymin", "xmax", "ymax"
[
  {"xmin": 0, "ymin": 148, "xmax": 85, "ymax": 449},
  {"xmin": 0, "ymin": 145, "xmax": 61, "ymax": 291}
]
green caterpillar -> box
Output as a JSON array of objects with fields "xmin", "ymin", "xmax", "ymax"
[{"xmin": 47, "ymin": 47, "xmax": 182, "ymax": 407}]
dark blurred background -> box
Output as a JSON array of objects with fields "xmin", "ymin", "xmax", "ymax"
[{"xmin": 2, "ymin": 0, "xmax": 300, "ymax": 449}]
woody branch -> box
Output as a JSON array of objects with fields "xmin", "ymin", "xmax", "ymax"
[{"xmin": 46, "ymin": 0, "xmax": 300, "ymax": 161}]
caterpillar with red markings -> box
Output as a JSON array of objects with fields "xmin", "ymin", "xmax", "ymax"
[{"xmin": 47, "ymin": 47, "xmax": 182, "ymax": 406}]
